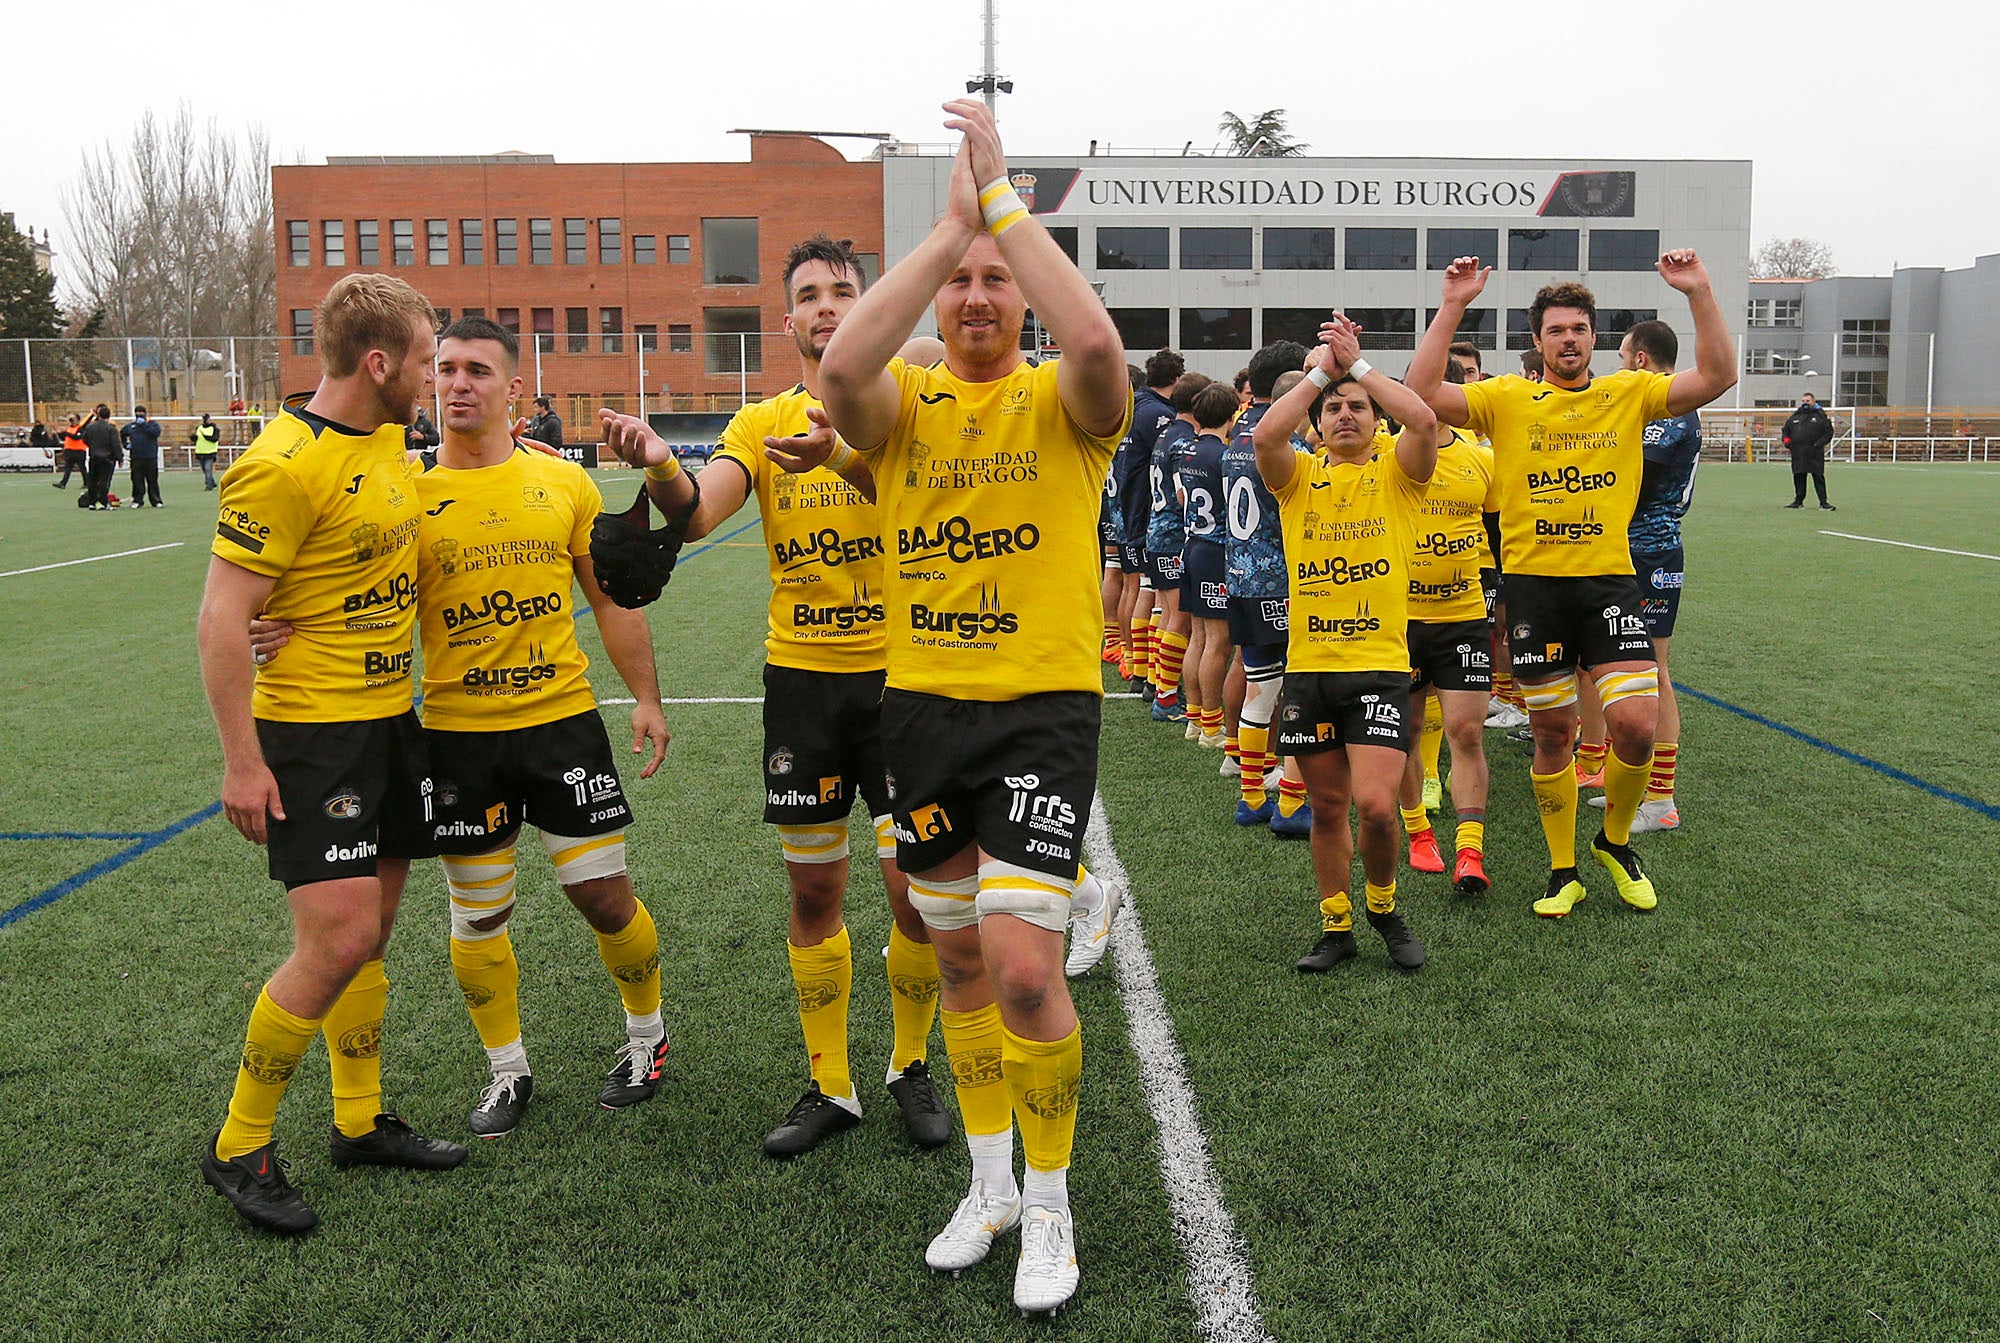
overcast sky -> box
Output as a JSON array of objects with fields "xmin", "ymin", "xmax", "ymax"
[{"xmin": 5, "ymin": 0, "xmax": 1991, "ymax": 292}]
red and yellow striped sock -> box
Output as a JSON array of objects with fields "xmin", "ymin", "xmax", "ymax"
[
  {"xmin": 1154, "ymin": 629, "xmax": 1188, "ymax": 703},
  {"xmin": 1647, "ymin": 743, "xmax": 1678, "ymax": 800},
  {"xmin": 1576, "ymin": 740, "xmax": 1608, "ymax": 777},
  {"xmin": 1276, "ymin": 776, "xmax": 1308, "ymax": 818}
]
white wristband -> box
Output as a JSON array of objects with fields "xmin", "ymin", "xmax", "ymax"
[
  {"xmin": 1347, "ymin": 357, "xmax": 1374, "ymax": 381},
  {"xmin": 1305, "ymin": 367, "xmax": 1332, "ymax": 390},
  {"xmin": 826, "ymin": 442, "xmax": 857, "ymax": 472}
]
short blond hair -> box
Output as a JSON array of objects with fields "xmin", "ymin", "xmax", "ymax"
[{"xmin": 316, "ymin": 273, "xmax": 437, "ymax": 378}]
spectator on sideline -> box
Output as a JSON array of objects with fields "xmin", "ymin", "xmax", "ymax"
[
  {"xmin": 406, "ymin": 406, "xmax": 440, "ymax": 453},
  {"xmin": 525, "ymin": 395, "xmax": 564, "ymax": 449},
  {"xmin": 1781, "ymin": 392, "xmax": 1835, "ymax": 510},
  {"xmin": 193, "ymin": 412, "xmax": 223, "ymax": 490},
  {"xmin": 55, "ymin": 415, "xmax": 88, "ymax": 488},
  {"xmin": 125, "ymin": 406, "xmax": 165, "ymax": 507},
  {"xmin": 80, "ymin": 404, "xmax": 122, "ymax": 509}
]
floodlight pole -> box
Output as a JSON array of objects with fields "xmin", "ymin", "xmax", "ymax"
[
  {"xmin": 22, "ymin": 340, "xmax": 35, "ymax": 426},
  {"xmin": 981, "ymin": 1, "xmax": 998, "ymax": 113}
]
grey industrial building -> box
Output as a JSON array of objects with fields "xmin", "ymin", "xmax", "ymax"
[{"xmin": 882, "ymin": 151, "xmax": 1752, "ymax": 383}]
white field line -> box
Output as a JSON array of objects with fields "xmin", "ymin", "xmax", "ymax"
[
  {"xmin": 1819, "ymin": 531, "xmax": 2000, "ymax": 562},
  {"xmin": 0, "ymin": 541, "xmax": 184, "ymax": 578},
  {"xmin": 1084, "ymin": 789, "xmax": 1274, "ymax": 1343},
  {"xmin": 597, "ymin": 693, "xmax": 1145, "ymax": 705}
]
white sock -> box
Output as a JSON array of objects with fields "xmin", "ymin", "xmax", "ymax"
[
  {"xmin": 1070, "ymin": 872, "xmax": 1105, "ymax": 916},
  {"xmin": 1022, "ymin": 1163, "xmax": 1070, "ymax": 1213},
  {"xmin": 485, "ymin": 1037, "xmax": 530, "ymax": 1076},
  {"xmin": 967, "ymin": 1130, "xmax": 1017, "ymax": 1199},
  {"xmin": 626, "ymin": 1010, "xmax": 664, "ymax": 1044}
]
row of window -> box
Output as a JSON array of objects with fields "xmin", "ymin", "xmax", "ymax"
[
  {"xmin": 288, "ymin": 217, "xmax": 761, "ymax": 282},
  {"xmin": 289, "ymin": 304, "xmax": 773, "ymax": 374},
  {"xmin": 1104, "ymin": 306, "xmax": 1658, "ymax": 353},
  {"xmin": 1746, "ymin": 297, "xmax": 1802, "ymax": 327},
  {"xmin": 1042, "ymin": 226, "xmax": 1658, "ymax": 273}
]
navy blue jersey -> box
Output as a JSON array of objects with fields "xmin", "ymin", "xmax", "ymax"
[
  {"xmin": 1222, "ymin": 403, "xmax": 1286, "ymax": 599},
  {"xmin": 1629, "ymin": 411, "xmax": 1701, "ymax": 554},
  {"xmin": 1180, "ymin": 430, "xmax": 1228, "ymax": 548},
  {"xmin": 1115, "ymin": 387, "xmax": 1173, "ymax": 547},
  {"xmin": 1147, "ymin": 419, "xmax": 1196, "ymax": 555}
]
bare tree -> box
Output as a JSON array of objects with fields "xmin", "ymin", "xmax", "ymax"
[
  {"xmin": 61, "ymin": 105, "xmax": 275, "ymax": 344},
  {"xmin": 1217, "ymin": 109, "xmax": 1308, "ymax": 158},
  {"xmin": 1750, "ymin": 236, "xmax": 1837, "ymax": 280}
]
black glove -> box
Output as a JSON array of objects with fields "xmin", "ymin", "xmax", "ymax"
[{"xmin": 589, "ymin": 484, "xmax": 689, "ymax": 609}]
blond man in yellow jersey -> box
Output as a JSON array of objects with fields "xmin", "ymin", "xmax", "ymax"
[
  {"xmin": 599, "ymin": 236, "xmax": 955, "ymax": 1161},
  {"xmin": 1409, "ymin": 252, "xmax": 1737, "ymax": 917},
  {"xmin": 196, "ymin": 274, "xmax": 465, "ymax": 1235},
  {"xmin": 251, "ymin": 316, "xmax": 673, "ymax": 1140},
  {"xmin": 1254, "ymin": 317, "xmax": 1438, "ymax": 973},
  {"xmin": 818, "ymin": 98, "xmax": 1131, "ymax": 1315}
]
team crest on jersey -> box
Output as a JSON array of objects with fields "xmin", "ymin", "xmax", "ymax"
[
  {"xmin": 1001, "ymin": 386, "xmax": 1033, "ymax": 416},
  {"xmin": 1527, "ymin": 423, "xmax": 1547, "ymax": 452},
  {"xmin": 324, "ymin": 788, "xmax": 362, "ymax": 820},
  {"xmin": 521, "ymin": 483, "xmax": 552, "ymax": 510},
  {"xmin": 768, "ymin": 749, "xmax": 794, "ymax": 776},
  {"xmin": 430, "ymin": 537, "xmax": 460, "ymax": 575},
  {"xmin": 773, "ymin": 472, "xmax": 798, "ymax": 512},
  {"xmin": 903, "ymin": 441, "xmax": 931, "ymax": 489},
  {"xmin": 349, "ymin": 522, "xmax": 380, "ymax": 563}
]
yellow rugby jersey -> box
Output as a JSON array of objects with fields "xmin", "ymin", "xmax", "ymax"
[
  {"xmin": 1405, "ymin": 429, "xmax": 1499, "ymax": 623},
  {"xmin": 1460, "ymin": 370, "xmax": 1672, "ymax": 576},
  {"xmin": 211, "ymin": 409, "xmax": 422, "ymax": 722},
  {"xmin": 1271, "ymin": 447, "xmax": 1429, "ymax": 674},
  {"xmin": 413, "ymin": 446, "xmax": 601, "ymax": 732},
  {"xmin": 858, "ymin": 359, "xmax": 1130, "ymax": 701},
  {"xmin": 711, "ymin": 384, "xmax": 887, "ymax": 673}
]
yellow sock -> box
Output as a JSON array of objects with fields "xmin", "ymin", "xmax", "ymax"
[
  {"xmin": 1400, "ymin": 804, "xmax": 1430, "ymax": 836},
  {"xmin": 323, "ymin": 958, "xmax": 387, "ymax": 1139},
  {"xmin": 789, "ymin": 924, "xmax": 853, "ymax": 1100},
  {"xmin": 1530, "ymin": 764, "xmax": 1579, "ymax": 870},
  {"xmin": 884, "ymin": 924, "xmax": 939, "ymax": 1074},
  {"xmin": 596, "ymin": 898, "xmax": 661, "ymax": 1018},
  {"xmin": 941, "ymin": 1003, "xmax": 1011, "ymax": 1136},
  {"xmin": 1002, "ymin": 1023, "xmax": 1082, "ymax": 1176},
  {"xmin": 217, "ymin": 987, "xmax": 322, "ymax": 1160},
  {"xmin": 1365, "ymin": 880, "xmax": 1397, "ymax": 915},
  {"xmin": 1239, "ymin": 724, "xmax": 1270, "ymax": 806},
  {"xmin": 1456, "ymin": 819, "xmax": 1486, "ymax": 855},
  {"xmin": 1601, "ymin": 747, "xmax": 1652, "ymax": 846},
  {"xmin": 1276, "ymin": 777, "xmax": 1307, "ymax": 818},
  {"xmin": 1421, "ymin": 696, "xmax": 1444, "ymax": 781},
  {"xmin": 1320, "ymin": 891, "xmax": 1352, "ymax": 933},
  {"xmin": 450, "ymin": 932, "xmax": 521, "ymax": 1050}
]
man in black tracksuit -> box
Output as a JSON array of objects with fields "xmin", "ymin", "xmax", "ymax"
[
  {"xmin": 80, "ymin": 405, "xmax": 123, "ymax": 509},
  {"xmin": 1781, "ymin": 393, "xmax": 1835, "ymax": 510},
  {"xmin": 125, "ymin": 406, "xmax": 165, "ymax": 507}
]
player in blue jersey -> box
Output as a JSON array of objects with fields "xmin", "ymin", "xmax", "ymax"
[
  {"xmin": 1588, "ymin": 319, "xmax": 1698, "ymax": 833},
  {"xmin": 1114, "ymin": 352, "xmax": 1180, "ymax": 699},
  {"xmin": 1222, "ymin": 342, "xmax": 1308, "ymax": 825},
  {"xmin": 1145, "ymin": 371, "xmax": 1209, "ymax": 724},
  {"xmin": 1178, "ymin": 382, "xmax": 1238, "ymax": 752}
]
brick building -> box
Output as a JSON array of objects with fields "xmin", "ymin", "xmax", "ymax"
[{"xmin": 272, "ymin": 134, "xmax": 882, "ymax": 426}]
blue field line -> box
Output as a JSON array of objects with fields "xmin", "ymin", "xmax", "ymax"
[
  {"xmin": 0, "ymin": 830, "xmax": 153, "ymax": 841},
  {"xmin": 0, "ymin": 803, "xmax": 223, "ymax": 933},
  {"xmin": 676, "ymin": 517, "xmax": 761, "ymax": 564},
  {"xmin": 1681, "ymin": 685, "xmax": 2000, "ymax": 823}
]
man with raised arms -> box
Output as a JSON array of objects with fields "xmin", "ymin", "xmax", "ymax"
[
  {"xmin": 818, "ymin": 97, "xmax": 1131, "ymax": 1315},
  {"xmin": 596, "ymin": 235, "xmax": 956, "ymax": 1159},
  {"xmin": 1407, "ymin": 252, "xmax": 1736, "ymax": 917},
  {"xmin": 197, "ymin": 274, "xmax": 464, "ymax": 1234},
  {"xmin": 1253, "ymin": 318, "xmax": 1438, "ymax": 971}
]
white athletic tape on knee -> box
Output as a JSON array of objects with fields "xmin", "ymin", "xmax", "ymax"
[
  {"xmin": 777, "ymin": 824, "xmax": 850, "ymax": 865},
  {"xmin": 1520, "ymin": 673, "xmax": 1579, "ymax": 711},
  {"xmin": 540, "ymin": 829, "xmax": 628, "ymax": 885},
  {"xmin": 908, "ymin": 872, "xmax": 980, "ymax": 933},
  {"xmin": 872, "ymin": 814, "xmax": 896, "ymax": 860},
  {"xmin": 975, "ymin": 860, "xmax": 1074, "ymax": 934},
  {"xmin": 443, "ymin": 849, "xmax": 518, "ymax": 942},
  {"xmin": 1597, "ymin": 669, "xmax": 1659, "ymax": 708},
  {"xmin": 1242, "ymin": 671, "xmax": 1283, "ymax": 729}
]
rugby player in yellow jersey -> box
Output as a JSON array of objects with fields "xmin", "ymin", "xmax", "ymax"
[
  {"xmin": 595, "ymin": 235, "xmax": 956, "ymax": 1159},
  {"xmin": 1254, "ymin": 316, "xmax": 1438, "ymax": 972},
  {"xmin": 248, "ymin": 315, "xmax": 673, "ymax": 1140},
  {"xmin": 818, "ymin": 97, "xmax": 1131, "ymax": 1315},
  {"xmin": 1408, "ymin": 252, "xmax": 1736, "ymax": 917},
  {"xmin": 1397, "ymin": 355, "xmax": 1501, "ymax": 895},
  {"xmin": 196, "ymin": 275, "xmax": 465, "ymax": 1235}
]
